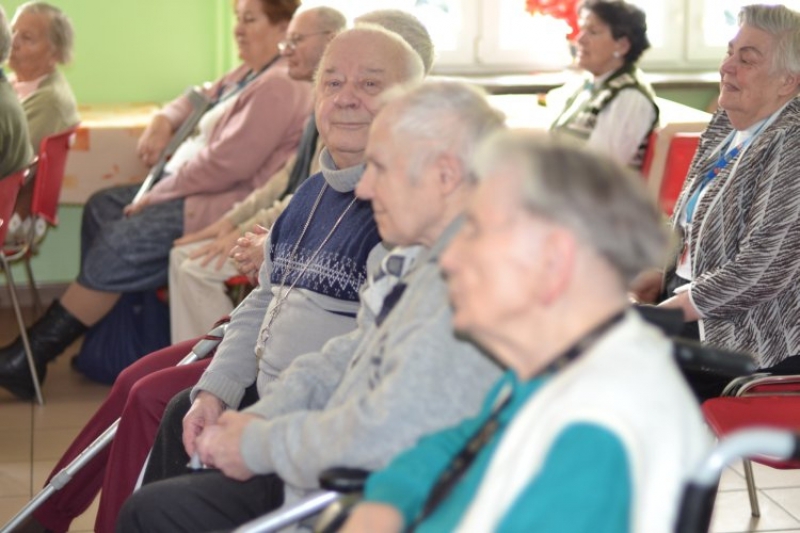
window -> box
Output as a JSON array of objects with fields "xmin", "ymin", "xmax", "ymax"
[{"xmin": 293, "ymin": 0, "xmax": 800, "ymax": 74}]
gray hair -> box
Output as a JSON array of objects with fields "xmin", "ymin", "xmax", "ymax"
[
  {"xmin": 0, "ymin": 6, "xmax": 10, "ymax": 63},
  {"xmin": 316, "ymin": 25, "xmax": 424, "ymax": 87},
  {"xmin": 355, "ymin": 9, "xmax": 435, "ymax": 74},
  {"xmin": 474, "ymin": 131, "xmax": 668, "ymax": 284},
  {"xmin": 14, "ymin": 2, "xmax": 74, "ymax": 64},
  {"xmin": 305, "ymin": 6, "xmax": 346, "ymax": 34},
  {"xmin": 382, "ymin": 80, "xmax": 506, "ymax": 183},
  {"xmin": 739, "ymin": 4, "xmax": 800, "ymax": 75}
]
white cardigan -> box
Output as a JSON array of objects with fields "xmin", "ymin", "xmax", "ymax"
[{"xmin": 457, "ymin": 312, "xmax": 710, "ymax": 533}]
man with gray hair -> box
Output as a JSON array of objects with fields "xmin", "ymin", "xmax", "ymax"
[
  {"xmin": 118, "ymin": 78, "xmax": 504, "ymax": 533},
  {"xmin": 0, "ymin": 4, "xmax": 33, "ymax": 179},
  {"xmin": 342, "ymin": 132, "xmax": 708, "ymax": 533},
  {"xmin": 356, "ymin": 9, "xmax": 435, "ymax": 74}
]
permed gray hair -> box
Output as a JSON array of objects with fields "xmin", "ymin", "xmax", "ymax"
[
  {"xmin": 355, "ymin": 9, "xmax": 435, "ymax": 74},
  {"xmin": 474, "ymin": 131, "xmax": 668, "ymax": 284},
  {"xmin": 381, "ymin": 80, "xmax": 506, "ymax": 183},
  {"xmin": 0, "ymin": 6, "xmax": 11, "ymax": 64},
  {"xmin": 306, "ymin": 6, "xmax": 346, "ymax": 34},
  {"xmin": 315, "ymin": 25, "xmax": 424, "ymax": 87},
  {"xmin": 739, "ymin": 4, "xmax": 800, "ymax": 75},
  {"xmin": 14, "ymin": 1, "xmax": 74, "ymax": 64}
]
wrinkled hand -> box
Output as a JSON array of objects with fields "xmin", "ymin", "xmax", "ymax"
[
  {"xmin": 189, "ymin": 229, "xmax": 243, "ymax": 270},
  {"xmin": 629, "ymin": 268, "xmax": 663, "ymax": 304},
  {"xmin": 175, "ymin": 217, "xmax": 236, "ymax": 247},
  {"xmin": 182, "ymin": 391, "xmax": 226, "ymax": 458},
  {"xmin": 231, "ymin": 225, "xmax": 268, "ymax": 283},
  {"xmin": 137, "ymin": 115, "xmax": 173, "ymax": 166},
  {"xmin": 196, "ymin": 411, "xmax": 261, "ymax": 480},
  {"xmin": 123, "ymin": 197, "xmax": 149, "ymax": 217}
]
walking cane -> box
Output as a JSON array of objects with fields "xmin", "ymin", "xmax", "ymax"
[
  {"xmin": 0, "ymin": 322, "xmax": 228, "ymax": 533},
  {"xmin": 131, "ymin": 87, "xmax": 212, "ymax": 205}
]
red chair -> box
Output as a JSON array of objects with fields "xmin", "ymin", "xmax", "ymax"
[
  {"xmin": 702, "ymin": 374, "xmax": 800, "ymax": 517},
  {"xmin": 659, "ymin": 132, "xmax": 701, "ymax": 216},
  {"xmin": 3, "ymin": 125, "xmax": 79, "ymax": 315},
  {"xmin": 0, "ymin": 166, "xmax": 45, "ymax": 404},
  {"xmin": 1, "ymin": 126, "xmax": 78, "ymax": 404}
]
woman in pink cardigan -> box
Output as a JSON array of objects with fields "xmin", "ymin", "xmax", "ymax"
[{"xmin": 0, "ymin": 0, "xmax": 313, "ymax": 400}]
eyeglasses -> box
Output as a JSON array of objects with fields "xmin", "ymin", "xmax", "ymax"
[{"xmin": 278, "ymin": 31, "xmax": 332, "ymax": 53}]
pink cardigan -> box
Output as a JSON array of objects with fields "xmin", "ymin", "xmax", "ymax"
[{"xmin": 144, "ymin": 59, "xmax": 313, "ymax": 234}]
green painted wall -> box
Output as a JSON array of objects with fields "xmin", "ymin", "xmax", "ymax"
[{"xmin": 1, "ymin": 0, "xmax": 238, "ymax": 290}]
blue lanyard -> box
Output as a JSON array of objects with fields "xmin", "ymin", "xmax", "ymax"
[{"xmin": 684, "ymin": 120, "xmax": 767, "ymax": 223}]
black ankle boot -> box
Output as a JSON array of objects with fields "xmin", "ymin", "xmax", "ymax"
[{"xmin": 0, "ymin": 300, "xmax": 87, "ymax": 400}]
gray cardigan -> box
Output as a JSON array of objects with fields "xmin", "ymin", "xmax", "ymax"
[
  {"xmin": 671, "ymin": 97, "xmax": 800, "ymax": 367},
  {"xmin": 238, "ymin": 218, "xmax": 501, "ymax": 496}
]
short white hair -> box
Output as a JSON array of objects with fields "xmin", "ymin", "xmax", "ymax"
[
  {"xmin": 739, "ymin": 3, "xmax": 800, "ymax": 75},
  {"xmin": 382, "ymin": 80, "xmax": 506, "ymax": 183},
  {"xmin": 355, "ymin": 9, "xmax": 435, "ymax": 73}
]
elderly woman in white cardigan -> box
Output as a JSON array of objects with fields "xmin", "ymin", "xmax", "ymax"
[
  {"xmin": 633, "ymin": 3, "xmax": 800, "ymax": 399},
  {"xmin": 341, "ymin": 132, "xmax": 708, "ymax": 533}
]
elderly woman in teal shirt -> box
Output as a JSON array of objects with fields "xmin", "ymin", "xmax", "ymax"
[{"xmin": 341, "ymin": 132, "xmax": 708, "ymax": 533}]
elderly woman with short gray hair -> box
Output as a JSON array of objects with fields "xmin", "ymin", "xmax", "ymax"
[
  {"xmin": 9, "ymin": 1, "xmax": 78, "ymax": 150},
  {"xmin": 634, "ymin": 3, "xmax": 800, "ymax": 399},
  {"xmin": 0, "ymin": 5, "xmax": 33, "ymax": 179},
  {"xmin": 342, "ymin": 132, "xmax": 708, "ymax": 533}
]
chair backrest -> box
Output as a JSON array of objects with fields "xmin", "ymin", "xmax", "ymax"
[
  {"xmin": 659, "ymin": 132, "xmax": 701, "ymax": 216},
  {"xmin": 0, "ymin": 169, "xmax": 27, "ymax": 244},
  {"xmin": 31, "ymin": 125, "xmax": 79, "ymax": 227}
]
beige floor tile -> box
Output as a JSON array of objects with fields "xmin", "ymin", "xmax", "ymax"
[
  {"xmin": 763, "ymin": 488, "xmax": 800, "ymax": 521},
  {"xmin": 730, "ymin": 461, "xmax": 800, "ymax": 490},
  {"xmin": 0, "ymin": 402, "xmax": 32, "ymax": 430},
  {"xmin": 0, "ymin": 429, "xmax": 31, "ymax": 463},
  {"xmin": 720, "ymin": 466, "xmax": 749, "ymax": 492},
  {"xmin": 31, "ymin": 460, "xmax": 58, "ymax": 495},
  {"xmin": 711, "ymin": 489, "xmax": 800, "ymax": 532},
  {"xmin": 32, "ymin": 398, "xmax": 106, "ymax": 430},
  {"xmin": 0, "ymin": 462, "xmax": 30, "ymax": 497},
  {"xmin": 32, "ymin": 428, "xmax": 82, "ymax": 462}
]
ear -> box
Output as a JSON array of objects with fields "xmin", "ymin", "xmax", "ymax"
[
  {"xmin": 615, "ymin": 36, "xmax": 631, "ymax": 59},
  {"xmin": 435, "ymin": 151, "xmax": 465, "ymax": 196},
  {"xmin": 779, "ymin": 71, "xmax": 800, "ymax": 97},
  {"xmin": 538, "ymin": 227, "xmax": 577, "ymax": 306}
]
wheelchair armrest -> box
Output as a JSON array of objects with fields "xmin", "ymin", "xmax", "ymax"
[
  {"xmin": 319, "ymin": 468, "xmax": 371, "ymax": 494},
  {"xmin": 673, "ymin": 338, "xmax": 757, "ymax": 378}
]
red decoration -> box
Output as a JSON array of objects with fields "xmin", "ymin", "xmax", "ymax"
[{"xmin": 526, "ymin": 0, "xmax": 581, "ymax": 39}]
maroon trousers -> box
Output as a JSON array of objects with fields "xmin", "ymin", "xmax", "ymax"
[{"xmin": 34, "ymin": 338, "xmax": 212, "ymax": 533}]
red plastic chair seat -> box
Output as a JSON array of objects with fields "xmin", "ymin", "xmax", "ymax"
[{"xmin": 703, "ymin": 396, "xmax": 800, "ymax": 469}]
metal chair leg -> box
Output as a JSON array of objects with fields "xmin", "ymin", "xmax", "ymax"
[
  {"xmin": 22, "ymin": 255, "xmax": 43, "ymax": 318},
  {"xmin": 743, "ymin": 458, "xmax": 761, "ymax": 517},
  {"xmin": 1, "ymin": 257, "xmax": 45, "ymax": 405}
]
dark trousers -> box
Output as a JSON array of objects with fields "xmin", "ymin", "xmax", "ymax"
[
  {"xmin": 116, "ymin": 469, "xmax": 284, "ymax": 533},
  {"xmin": 143, "ymin": 384, "xmax": 260, "ymax": 484},
  {"xmin": 118, "ymin": 385, "xmax": 267, "ymax": 532}
]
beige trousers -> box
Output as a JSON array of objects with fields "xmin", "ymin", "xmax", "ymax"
[{"xmin": 168, "ymin": 241, "xmax": 238, "ymax": 343}]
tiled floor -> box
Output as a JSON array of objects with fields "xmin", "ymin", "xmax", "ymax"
[
  {"xmin": 1, "ymin": 306, "xmax": 800, "ymax": 532},
  {"xmin": 0, "ymin": 306, "xmax": 108, "ymax": 533}
]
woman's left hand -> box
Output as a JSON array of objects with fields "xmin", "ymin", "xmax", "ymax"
[{"xmin": 123, "ymin": 197, "xmax": 150, "ymax": 217}]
